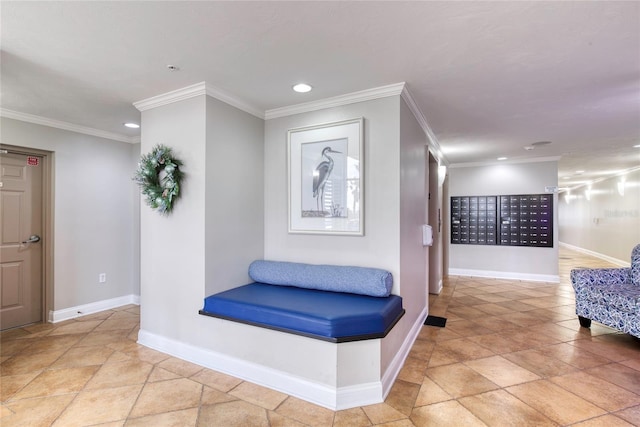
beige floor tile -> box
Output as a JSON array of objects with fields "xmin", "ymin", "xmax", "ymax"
[
  {"xmin": 384, "ymin": 379, "xmax": 420, "ymax": 416},
  {"xmin": 0, "ymin": 350, "xmax": 65, "ymax": 376},
  {"xmin": 503, "ymin": 349, "xmax": 579, "ymax": 377},
  {"xmin": 75, "ymin": 329, "xmax": 130, "ymax": 347},
  {"xmin": 53, "ymin": 384, "xmax": 142, "ymax": 427},
  {"xmin": 506, "ymin": 379, "xmax": 606, "ymax": 425},
  {"xmin": 396, "ymin": 356, "xmax": 428, "ymax": 384},
  {"xmin": 48, "ymin": 320, "xmax": 103, "ymax": 335},
  {"xmin": 275, "ymin": 396, "xmax": 335, "ymax": 426},
  {"xmin": 198, "ymin": 400, "xmax": 270, "ymax": 427},
  {"xmin": 12, "ymin": 365, "xmax": 99, "ymax": 400},
  {"xmin": 415, "ymin": 377, "xmax": 452, "ymax": 406},
  {"xmin": 125, "ymin": 407, "xmax": 198, "ymax": 427},
  {"xmin": 24, "ymin": 334, "xmax": 84, "ymax": 354},
  {"xmin": 157, "ymin": 356, "xmax": 203, "ymax": 377},
  {"xmin": 361, "ymin": 402, "xmax": 407, "ymax": 424},
  {"xmin": 147, "ymin": 366, "xmax": 181, "ymax": 382},
  {"xmin": 267, "ymin": 410, "xmax": 309, "ymax": 426},
  {"xmin": 466, "ymin": 333, "xmax": 531, "ymax": 354},
  {"xmin": 570, "ymin": 414, "xmax": 636, "ymax": 427},
  {"xmin": 50, "ymin": 345, "xmax": 115, "ymax": 369},
  {"xmin": 427, "ymin": 338, "xmax": 495, "ymax": 367},
  {"xmin": 333, "ymin": 407, "xmax": 372, "ymax": 427},
  {"xmin": 129, "ymin": 378, "xmax": 202, "ymax": 418},
  {"xmin": 585, "ymin": 363, "xmax": 640, "ymax": 394},
  {"xmin": 410, "ymin": 400, "xmax": 486, "ymax": 427},
  {"xmin": 0, "ymin": 339, "xmax": 34, "ymax": 357},
  {"xmin": 74, "ymin": 310, "xmax": 115, "ymax": 322},
  {"xmin": 228, "ymin": 381, "xmax": 288, "ymax": 410},
  {"xmin": 550, "ymin": 371, "xmax": 640, "ymax": 411},
  {"xmin": 407, "ymin": 338, "xmax": 435, "ymax": 361},
  {"xmin": 465, "ymin": 355, "xmax": 540, "ymax": 387},
  {"xmin": 0, "ymin": 371, "xmax": 40, "ymax": 401},
  {"xmin": 201, "ymin": 385, "xmax": 237, "ymax": 405},
  {"xmin": 376, "ymin": 419, "xmax": 417, "ymax": 427},
  {"xmin": 615, "ymin": 405, "xmax": 640, "ymax": 425},
  {"xmin": 95, "ymin": 317, "xmax": 140, "ymax": 332},
  {"xmin": 536, "ymin": 342, "xmax": 612, "ymax": 369},
  {"xmin": 460, "ymin": 389, "xmax": 556, "ymax": 426},
  {"xmin": 620, "ymin": 358, "xmax": 640, "ymax": 372},
  {"xmin": 3, "ymin": 394, "xmax": 76, "ymax": 427},
  {"xmin": 444, "ymin": 319, "xmax": 497, "ymax": 337},
  {"xmin": 189, "ymin": 368, "xmax": 243, "ymax": 392},
  {"xmin": 85, "ymin": 359, "xmax": 153, "ymax": 389},
  {"xmin": 426, "ymin": 363, "xmax": 499, "ymax": 398},
  {"xmin": 123, "ymin": 346, "xmax": 170, "ymax": 365}
]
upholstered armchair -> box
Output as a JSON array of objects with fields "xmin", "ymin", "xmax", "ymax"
[{"xmin": 570, "ymin": 244, "xmax": 640, "ymax": 338}]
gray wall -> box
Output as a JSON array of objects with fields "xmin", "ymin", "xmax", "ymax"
[
  {"xmin": 559, "ymin": 168, "xmax": 640, "ymax": 263},
  {"xmin": 448, "ymin": 160, "xmax": 559, "ymax": 281},
  {"xmin": 1, "ymin": 117, "xmax": 139, "ymax": 310}
]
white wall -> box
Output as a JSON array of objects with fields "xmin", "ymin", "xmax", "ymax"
[
  {"xmin": 139, "ymin": 93, "xmax": 265, "ymax": 349},
  {"xmin": 1, "ymin": 117, "xmax": 139, "ymax": 310},
  {"xmin": 559, "ymin": 168, "xmax": 640, "ymax": 263},
  {"xmin": 264, "ymin": 95, "xmax": 428, "ymax": 380},
  {"xmin": 448, "ymin": 160, "xmax": 559, "ymax": 281}
]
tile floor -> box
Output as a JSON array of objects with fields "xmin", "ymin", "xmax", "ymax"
[{"xmin": 2, "ymin": 247, "xmax": 639, "ymax": 426}]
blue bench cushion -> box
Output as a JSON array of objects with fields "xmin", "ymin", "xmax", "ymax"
[{"xmin": 199, "ymin": 283, "xmax": 404, "ymax": 343}]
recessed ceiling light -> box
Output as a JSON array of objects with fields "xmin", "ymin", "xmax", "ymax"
[
  {"xmin": 293, "ymin": 83, "xmax": 312, "ymax": 93},
  {"xmin": 634, "ymin": 144, "xmax": 640, "ymax": 148},
  {"xmin": 124, "ymin": 123, "xmax": 140, "ymax": 129},
  {"xmin": 575, "ymin": 170, "xmax": 585, "ymax": 174},
  {"xmin": 167, "ymin": 65, "xmax": 180, "ymax": 72},
  {"xmin": 497, "ymin": 157, "xmax": 508, "ymax": 161}
]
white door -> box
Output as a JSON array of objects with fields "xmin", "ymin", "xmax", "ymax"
[{"xmin": 1, "ymin": 151, "xmax": 43, "ymax": 329}]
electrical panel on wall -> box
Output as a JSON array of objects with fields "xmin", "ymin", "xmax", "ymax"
[{"xmin": 451, "ymin": 194, "xmax": 553, "ymax": 247}]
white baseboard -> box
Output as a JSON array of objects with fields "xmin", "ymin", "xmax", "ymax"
[
  {"xmin": 381, "ymin": 306, "xmax": 427, "ymax": 398},
  {"xmin": 137, "ymin": 328, "xmax": 385, "ymax": 411},
  {"xmin": 49, "ymin": 294, "xmax": 140, "ymax": 323},
  {"xmin": 559, "ymin": 242, "xmax": 630, "ymax": 267},
  {"xmin": 448, "ymin": 268, "xmax": 559, "ymax": 283}
]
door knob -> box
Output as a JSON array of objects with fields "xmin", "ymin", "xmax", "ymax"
[{"xmin": 21, "ymin": 235, "xmax": 41, "ymax": 244}]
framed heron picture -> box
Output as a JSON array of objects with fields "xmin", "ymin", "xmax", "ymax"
[{"xmin": 288, "ymin": 118, "xmax": 364, "ymax": 235}]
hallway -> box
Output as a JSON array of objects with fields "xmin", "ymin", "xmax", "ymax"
[{"xmin": 2, "ymin": 247, "xmax": 639, "ymax": 426}]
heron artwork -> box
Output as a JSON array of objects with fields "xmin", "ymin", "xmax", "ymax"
[{"xmin": 313, "ymin": 146, "xmax": 341, "ymax": 214}]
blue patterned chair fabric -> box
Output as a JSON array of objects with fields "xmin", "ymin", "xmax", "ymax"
[{"xmin": 570, "ymin": 244, "xmax": 640, "ymax": 338}]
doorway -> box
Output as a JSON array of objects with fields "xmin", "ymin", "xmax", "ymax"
[
  {"xmin": 0, "ymin": 146, "xmax": 51, "ymax": 330},
  {"xmin": 428, "ymin": 151, "xmax": 443, "ymax": 294}
]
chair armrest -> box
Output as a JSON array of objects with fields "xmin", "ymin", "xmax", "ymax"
[{"xmin": 570, "ymin": 267, "xmax": 630, "ymax": 290}]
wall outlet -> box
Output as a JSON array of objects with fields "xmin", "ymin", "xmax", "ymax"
[{"xmin": 99, "ymin": 273, "xmax": 106, "ymax": 283}]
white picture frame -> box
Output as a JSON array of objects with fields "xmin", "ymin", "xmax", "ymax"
[{"xmin": 288, "ymin": 118, "xmax": 364, "ymax": 235}]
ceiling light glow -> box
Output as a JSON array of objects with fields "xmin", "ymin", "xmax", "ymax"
[
  {"xmin": 293, "ymin": 83, "xmax": 312, "ymax": 93},
  {"xmin": 497, "ymin": 157, "xmax": 508, "ymax": 161},
  {"xmin": 124, "ymin": 123, "xmax": 140, "ymax": 129}
]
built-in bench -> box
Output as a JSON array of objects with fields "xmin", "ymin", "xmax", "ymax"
[{"xmin": 199, "ymin": 260, "xmax": 404, "ymax": 343}]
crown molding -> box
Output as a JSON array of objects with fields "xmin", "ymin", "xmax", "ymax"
[
  {"xmin": 264, "ymin": 82, "xmax": 407, "ymax": 120},
  {"xmin": 0, "ymin": 108, "xmax": 137, "ymax": 143},
  {"xmin": 133, "ymin": 81, "xmax": 264, "ymax": 119},
  {"xmin": 449, "ymin": 156, "xmax": 562, "ymax": 169},
  {"xmin": 133, "ymin": 82, "xmax": 207, "ymax": 112},
  {"xmin": 399, "ymin": 86, "xmax": 448, "ymax": 166}
]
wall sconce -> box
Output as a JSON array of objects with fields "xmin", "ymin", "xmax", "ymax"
[
  {"xmin": 438, "ymin": 165, "xmax": 447, "ymax": 186},
  {"xmin": 617, "ymin": 178, "xmax": 626, "ymax": 196}
]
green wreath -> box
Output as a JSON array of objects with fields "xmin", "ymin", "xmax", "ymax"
[{"xmin": 134, "ymin": 145, "xmax": 183, "ymax": 214}]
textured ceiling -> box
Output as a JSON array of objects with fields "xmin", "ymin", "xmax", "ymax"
[{"xmin": 2, "ymin": 1, "xmax": 639, "ymax": 188}]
